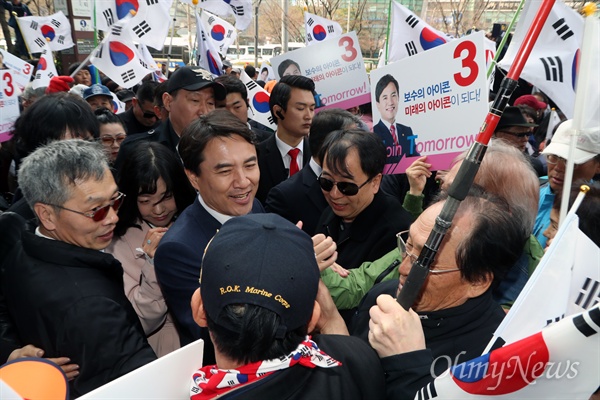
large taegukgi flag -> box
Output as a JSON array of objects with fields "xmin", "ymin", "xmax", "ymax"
[
  {"xmin": 90, "ymin": 20, "xmax": 154, "ymax": 89},
  {"xmin": 195, "ymin": 11, "xmax": 223, "ymax": 77},
  {"xmin": 31, "ymin": 41, "xmax": 58, "ymax": 89},
  {"xmin": 386, "ymin": 1, "xmax": 453, "ymax": 63},
  {"xmin": 94, "ymin": 0, "xmax": 174, "ymax": 50},
  {"xmin": 17, "ymin": 11, "xmax": 74, "ymax": 53},
  {"xmin": 240, "ymin": 71, "xmax": 276, "ymax": 131},
  {"xmin": 498, "ymin": 0, "xmax": 583, "ymax": 118},
  {"xmin": 416, "ymin": 305, "xmax": 600, "ymax": 399},
  {"xmin": 180, "ymin": 0, "xmax": 252, "ymax": 31},
  {"xmin": 200, "ymin": 11, "xmax": 237, "ymax": 57},
  {"xmin": 304, "ymin": 12, "xmax": 343, "ymax": 46}
]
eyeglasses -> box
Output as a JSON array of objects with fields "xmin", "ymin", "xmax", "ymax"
[
  {"xmin": 498, "ymin": 130, "xmax": 530, "ymax": 138},
  {"xmin": 318, "ymin": 175, "xmax": 372, "ymax": 196},
  {"xmin": 47, "ymin": 192, "xmax": 125, "ymax": 222},
  {"xmin": 396, "ymin": 230, "xmax": 460, "ymax": 275},
  {"xmin": 545, "ymin": 154, "xmax": 584, "ymax": 169},
  {"xmin": 98, "ymin": 134, "xmax": 127, "ymax": 146}
]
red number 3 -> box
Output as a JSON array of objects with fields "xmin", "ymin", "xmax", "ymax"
[
  {"xmin": 339, "ymin": 36, "xmax": 357, "ymax": 62},
  {"xmin": 3, "ymin": 72, "xmax": 14, "ymax": 97},
  {"xmin": 453, "ymin": 40, "xmax": 478, "ymax": 87},
  {"xmin": 22, "ymin": 63, "xmax": 32, "ymax": 75}
]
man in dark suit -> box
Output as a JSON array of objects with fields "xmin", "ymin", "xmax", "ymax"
[
  {"xmin": 117, "ymin": 81, "xmax": 160, "ymax": 135},
  {"xmin": 256, "ymin": 75, "xmax": 315, "ymax": 203},
  {"xmin": 154, "ymin": 110, "xmax": 264, "ymax": 363},
  {"xmin": 373, "ymin": 74, "xmax": 419, "ymax": 165},
  {"xmin": 265, "ymin": 109, "xmax": 361, "ymax": 235}
]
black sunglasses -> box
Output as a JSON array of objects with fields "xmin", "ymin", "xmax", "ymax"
[{"xmin": 318, "ymin": 175, "xmax": 372, "ymax": 196}]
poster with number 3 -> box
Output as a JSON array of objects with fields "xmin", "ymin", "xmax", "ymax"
[
  {"xmin": 0, "ymin": 70, "xmax": 21, "ymax": 143},
  {"xmin": 370, "ymin": 31, "xmax": 489, "ymax": 174},
  {"xmin": 270, "ymin": 31, "xmax": 371, "ymax": 111}
]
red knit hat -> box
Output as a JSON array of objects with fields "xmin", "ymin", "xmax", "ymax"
[{"xmin": 45, "ymin": 76, "xmax": 74, "ymax": 94}]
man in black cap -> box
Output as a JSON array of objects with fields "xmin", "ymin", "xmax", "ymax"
[
  {"xmin": 493, "ymin": 106, "xmax": 544, "ymax": 176},
  {"xmin": 115, "ymin": 66, "xmax": 226, "ymax": 167},
  {"xmin": 188, "ymin": 213, "xmax": 385, "ymax": 399}
]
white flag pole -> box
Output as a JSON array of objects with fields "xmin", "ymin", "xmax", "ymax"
[{"xmin": 558, "ymin": 11, "xmax": 598, "ymax": 225}]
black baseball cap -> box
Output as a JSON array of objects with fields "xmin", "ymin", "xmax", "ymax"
[
  {"xmin": 167, "ymin": 66, "xmax": 226, "ymax": 100},
  {"xmin": 200, "ymin": 213, "xmax": 320, "ymax": 339}
]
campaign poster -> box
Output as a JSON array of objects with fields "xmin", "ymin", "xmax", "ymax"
[
  {"xmin": 0, "ymin": 70, "xmax": 21, "ymax": 143},
  {"xmin": 370, "ymin": 31, "xmax": 489, "ymax": 174},
  {"xmin": 270, "ymin": 31, "xmax": 370, "ymax": 110},
  {"xmin": 0, "ymin": 49, "xmax": 34, "ymax": 92}
]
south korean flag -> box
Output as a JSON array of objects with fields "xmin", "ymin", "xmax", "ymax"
[
  {"xmin": 304, "ymin": 12, "xmax": 343, "ymax": 46},
  {"xmin": 241, "ymin": 71, "xmax": 277, "ymax": 130}
]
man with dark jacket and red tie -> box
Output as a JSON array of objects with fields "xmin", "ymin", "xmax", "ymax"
[
  {"xmin": 256, "ymin": 75, "xmax": 316, "ymax": 203},
  {"xmin": 373, "ymin": 74, "xmax": 419, "ymax": 165}
]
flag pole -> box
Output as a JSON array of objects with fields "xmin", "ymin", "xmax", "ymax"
[
  {"xmin": 486, "ymin": 0, "xmax": 526, "ymax": 78},
  {"xmin": 396, "ymin": 0, "xmax": 557, "ymax": 310},
  {"xmin": 384, "ymin": 0, "xmax": 393, "ymax": 65},
  {"xmin": 558, "ymin": 10, "xmax": 598, "ymax": 226},
  {"xmin": 166, "ymin": 0, "xmax": 181, "ymax": 71}
]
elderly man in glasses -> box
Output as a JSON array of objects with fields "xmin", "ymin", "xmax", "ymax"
[
  {"xmin": 533, "ymin": 119, "xmax": 600, "ymax": 248},
  {"xmin": 0, "ymin": 140, "xmax": 156, "ymax": 397},
  {"xmin": 315, "ymin": 129, "xmax": 413, "ymax": 272}
]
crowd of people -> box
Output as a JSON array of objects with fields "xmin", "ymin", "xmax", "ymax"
[{"xmin": 0, "ymin": 56, "xmax": 598, "ymax": 399}]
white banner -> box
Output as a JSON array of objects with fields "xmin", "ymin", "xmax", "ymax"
[
  {"xmin": 270, "ymin": 31, "xmax": 371, "ymax": 111},
  {"xmin": 0, "ymin": 49, "xmax": 34, "ymax": 91},
  {"xmin": 0, "ymin": 70, "xmax": 21, "ymax": 143},
  {"xmin": 370, "ymin": 32, "xmax": 488, "ymax": 174}
]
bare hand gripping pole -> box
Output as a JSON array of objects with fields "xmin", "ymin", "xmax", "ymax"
[{"xmin": 397, "ymin": 0, "xmax": 557, "ymax": 310}]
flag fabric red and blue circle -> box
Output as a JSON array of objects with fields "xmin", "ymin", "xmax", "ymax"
[
  {"xmin": 207, "ymin": 51, "xmax": 220, "ymax": 75},
  {"xmin": 252, "ymin": 92, "xmax": 270, "ymax": 113},
  {"xmin": 211, "ymin": 24, "xmax": 226, "ymax": 41},
  {"xmin": 116, "ymin": 0, "xmax": 139, "ymax": 19},
  {"xmin": 313, "ymin": 25, "xmax": 327, "ymax": 41},
  {"xmin": 112, "ymin": 100, "xmax": 120, "ymax": 113},
  {"xmin": 41, "ymin": 25, "xmax": 55, "ymax": 42},
  {"xmin": 109, "ymin": 42, "xmax": 135, "ymax": 67},
  {"xmin": 419, "ymin": 27, "xmax": 447, "ymax": 50},
  {"xmin": 37, "ymin": 58, "xmax": 47, "ymax": 71}
]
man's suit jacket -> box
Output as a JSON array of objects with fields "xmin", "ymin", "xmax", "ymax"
[
  {"xmin": 154, "ymin": 197, "xmax": 264, "ymax": 363},
  {"xmin": 373, "ymin": 120, "xmax": 419, "ymax": 164},
  {"xmin": 265, "ymin": 165, "xmax": 327, "ymax": 236},
  {"xmin": 256, "ymin": 134, "xmax": 311, "ymax": 204}
]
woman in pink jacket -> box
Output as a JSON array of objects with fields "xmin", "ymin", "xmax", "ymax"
[{"xmin": 106, "ymin": 142, "xmax": 195, "ymax": 357}]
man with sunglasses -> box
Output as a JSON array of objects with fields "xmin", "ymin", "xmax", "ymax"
[
  {"xmin": 117, "ymin": 81, "xmax": 160, "ymax": 135},
  {"xmin": 533, "ymin": 119, "xmax": 600, "ymax": 248},
  {"xmin": 316, "ymin": 129, "xmax": 412, "ymax": 274},
  {"xmin": 493, "ymin": 106, "xmax": 544, "ymax": 176},
  {"xmin": 1, "ymin": 140, "xmax": 156, "ymax": 396}
]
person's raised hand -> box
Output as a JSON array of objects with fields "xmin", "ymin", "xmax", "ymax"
[
  {"xmin": 368, "ymin": 294, "xmax": 425, "ymax": 358},
  {"xmin": 312, "ymin": 234, "xmax": 338, "ymax": 272},
  {"xmin": 142, "ymin": 227, "xmax": 169, "ymax": 258},
  {"xmin": 406, "ymin": 156, "xmax": 432, "ymax": 196}
]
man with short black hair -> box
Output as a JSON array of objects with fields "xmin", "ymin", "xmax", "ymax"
[
  {"xmin": 188, "ymin": 213, "xmax": 385, "ymax": 399},
  {"xmin": 154, "ymin": 110, "xmax": 264, "ymax": 362},
  {"xmin": 265, "ymin": 108, "xmax": 360, "ymax": 235},
  {"xmin": 214, "ymin": 74, "xmax": 272, "ymax": 143},
  {"xmin": 117, "ymin": 81, "xmax": 160, "ymax": 135},
  {"xmin": 256, "ymin": 75, "xmax": 315, "ymax": 203}
]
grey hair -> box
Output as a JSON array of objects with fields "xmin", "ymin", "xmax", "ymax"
[
  {"xmin": 18, "ymin": 140, "xmax": 109, "ymax": 210},
  {"xmin": 22, "ymin": 83, "xmax": 46, "ymax": 101},
  {"xmin": 452, "ymin": 140, "xmax": 539, "ymax": 236}
]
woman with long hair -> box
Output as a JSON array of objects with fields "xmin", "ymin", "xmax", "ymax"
[{"xmin": 106, "ymin": 142, "xmax": 195, "ymax": 357}]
